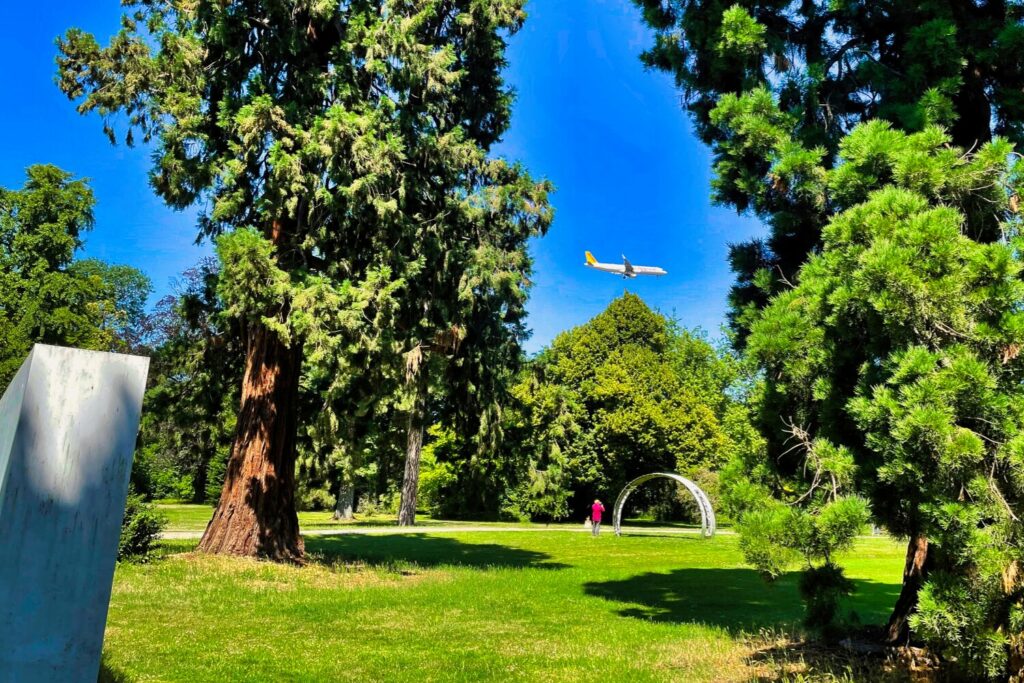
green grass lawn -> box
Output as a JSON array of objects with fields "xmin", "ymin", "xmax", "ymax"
[{"xmin": 101, "ymin": 531, "xmax": 905, "ymax": 682}]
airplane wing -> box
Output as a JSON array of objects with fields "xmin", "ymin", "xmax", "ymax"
[{"xmin": 622, "ymin": 255, "xmax": 634, "ymax": 276}]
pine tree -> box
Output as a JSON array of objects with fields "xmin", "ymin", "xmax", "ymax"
[
  {"xmin": 634, "ymin": 0, "xmax": 1024, "ymax": 342},
  {"xmin": 732, "ymin": 120, "xmax": 1024, "ymax": 675},
  {"xmin": 634, "ymin": 0, "xmax": 1024, "ymax": 647}
]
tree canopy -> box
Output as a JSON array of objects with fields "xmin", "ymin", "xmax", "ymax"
[
  {"xmin": 500, "ymin": 293, "xmax": 750, "ymax": 520},
  {"xmin": 0, "ymin": 164, "xmax": 151, "ymax": 383},
  {"xmin": 634, "ymin": 0, "xmax": 1024, "ymax": 342}
]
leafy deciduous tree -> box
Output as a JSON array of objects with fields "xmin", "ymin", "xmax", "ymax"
[{"xmin": 505, "ymin": 294, "xmax": 747, "ymax": 519}]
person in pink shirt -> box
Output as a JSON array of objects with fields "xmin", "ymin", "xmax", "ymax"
[{"xmin": 590, "ymin": 499, "xmax": 605, "ymax": 537}]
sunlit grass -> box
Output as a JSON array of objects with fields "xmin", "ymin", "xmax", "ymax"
[
  {"xmin": 155, "ymin": 503, "xmax": 438, "ymax": 531},
  {"xmin": 101, "ymin": 531, "xmax": 905, "ymax": 681},
  {"xmin": 157, "ymin": 503, "xmax": 725, "ymax": 533}
]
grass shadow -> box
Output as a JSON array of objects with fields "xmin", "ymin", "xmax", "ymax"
[
  {"xmin": 746, "ymin": 635, "xmax": 920, "ymax": 682},
  {"xmin": 584, "ymin": 567, "xmax": 900, "ymax": 632},
  {"xmin": 306, "ymin": 534, "xmax": 569, "ymax": 571},
  {"xmin": 98, "ymin": 655, "xmax": 134, "ymax": 682}
]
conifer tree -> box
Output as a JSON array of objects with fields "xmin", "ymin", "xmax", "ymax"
[
  {"xmin": 731, "ymin": 119, "xmax": 1024, "ymax": 675},
  {"xmin": 635, "ymin": 0, "xmax": 1024, "ymax": 648},
  {"xmin": 0, "ymin": 165, "xmax": 151, "ymax": 383},
  {"xmin": 634, "ymin": 0, "xmax": 1024, "ymax": 340},
  {"xmin": 58, "ymin": 1, "xmax": 549, "ymax": 559}
]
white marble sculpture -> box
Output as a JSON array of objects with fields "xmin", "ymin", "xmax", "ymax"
[{"xmin": 0, "ymin": 345, "xmax": 149, "ymax": 683}]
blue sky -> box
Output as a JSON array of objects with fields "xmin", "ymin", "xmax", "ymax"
[{"xmin": 0, "ymin": 0, "xmax": 761, "ymax": 352}]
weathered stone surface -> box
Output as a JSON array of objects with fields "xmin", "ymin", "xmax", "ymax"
[{"xmin": 0, "ymin": 345, "xmax": 149, "ymax": 683}]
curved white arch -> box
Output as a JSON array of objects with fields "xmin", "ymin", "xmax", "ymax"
[{"xmin": 612, "ymin": 472, "xmax": 716, "ymax": 538}]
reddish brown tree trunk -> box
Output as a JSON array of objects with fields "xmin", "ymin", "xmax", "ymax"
[
  {"xmin": 885, "ymin": 533, "xmax": 929, "ymax": 645},
  {"xmin": 198, "ymin": 322, "xmax": 304, "ymax": 562},
  {"xmin": 398, "ymin": 364, "xmax": 428, "ymax": 527}
]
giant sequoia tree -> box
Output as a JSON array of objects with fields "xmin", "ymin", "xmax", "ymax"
[{"xmin": 58, "ymin": 1, "xmax": 549, "ymax": 560}]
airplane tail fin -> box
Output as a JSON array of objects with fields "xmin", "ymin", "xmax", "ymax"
[{"xmin": 585, "ymin": 251, "xmax": 597, "ymax": 266}]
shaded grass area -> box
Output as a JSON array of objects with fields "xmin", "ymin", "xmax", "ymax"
[{"xmin": 103, "ymin": 532, "xmax": 904, "ymax": 681}]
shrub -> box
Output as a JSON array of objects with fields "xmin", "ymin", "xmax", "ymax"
[
  {"xmin": 297, "ymin": 485, "xmax": 336, "ymax": 512},
  {"xmin": 357, "ymin": 491, "xmax": 401, "ymax": 517},
  {"xmin": 118, "ymin": 487, "xmax": 167, "ymax": 562},
  {"xmin": 798, "ymin": 564, "xmax": 857, "ymax": 641}
]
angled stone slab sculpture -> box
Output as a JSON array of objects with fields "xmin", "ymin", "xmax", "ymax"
[{"xmin": 0, "ymin": 345, "xmax": 149, "ymax": 683}]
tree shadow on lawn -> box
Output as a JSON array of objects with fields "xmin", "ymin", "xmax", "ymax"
[
  {"xmin": 98, "ymin": 656, "xmax": 134, "ymax": 683},
  {"xmin": 584, "ymin": 567, "xmax": 900, "ymax": 633},
  {"xmin": 306, "ymin": 534, "xmax": 569, "ymax": 571}
]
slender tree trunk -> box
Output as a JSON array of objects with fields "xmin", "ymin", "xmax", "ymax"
[
  {"xmin": 198, "ymin": 323, "xmax": 304, "ymax": 562},
  {"xmin": 398, "ymin": 363, "xmax": 428, "ymax": 527},
  {"xmin": 334, "ymin": 482, "xmax": 355, "ymax": 520},
  {"xmin": 192, "ymin": 436, "xmax": 209, "ymax": 504},
  {"xmin": 885, "ymin": 533, "xmax": 929, "ymax": 645},
  {"xmin": 950, "ymin": 65, "xmax": 992, "ymax": 151},
  {"xmin": 193, "ymin": 458, "xmax": 209, "ymax": 504}
]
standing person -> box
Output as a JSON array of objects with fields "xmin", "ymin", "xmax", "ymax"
[{"xmin": 591, "ymin": 499, "xmax": 605, "ymax": 537}]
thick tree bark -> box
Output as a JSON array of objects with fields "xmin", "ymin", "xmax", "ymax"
[
  {"xmin": 333, "ymin": 482, "xmax": 355, "ymax": 520},
  {"xmin": 398, "ymin": 364, "xmax": 428, "ymax": 527},
  {"xmin": 197, "ymin": 323, "xmax": 304, "ymax": 562},
  {"xmin": 885, "ymin": 534, "xmax": 929, "ymax": 645}
]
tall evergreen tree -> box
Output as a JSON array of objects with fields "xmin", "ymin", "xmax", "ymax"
[
  {"xmin": 634, "ymin": 0, "xmax": 1024, "ymax": 341},
  {"xmin": 393, "ymin": 167, "xmax": 550, "ymax": 526},
  {"xmin": 634, "ymin": 0, "xmax": 1024, "ymax": 644},
  {"xmin": 734, "ymin": 121, "xmax": 1024, "ymax": 676},
  {"xmin": 57, "ymin": 0, "xmax": 549, "ymax": 559},
  {"xmin": 0, "ymin": 165, "xmax": 152, "ymax": 383}
]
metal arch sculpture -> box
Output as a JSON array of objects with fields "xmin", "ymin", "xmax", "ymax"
[{"xmin": 612, "ymin": 472, "xmax": 716, "ymax": 538}]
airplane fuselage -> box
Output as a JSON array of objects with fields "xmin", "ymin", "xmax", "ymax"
[{"xmin": 584, "ymin": 251, "xmax": 666, "ymax": 278}]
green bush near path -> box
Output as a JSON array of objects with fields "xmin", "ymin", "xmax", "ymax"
[{"xmin": 101, "ymin": 532, "xmax": 904, "ymax": 681}]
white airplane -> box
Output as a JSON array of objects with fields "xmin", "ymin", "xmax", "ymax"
[{"xmin": 585, "ymin": 251, "xmax": 667, "ymax": 278}]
